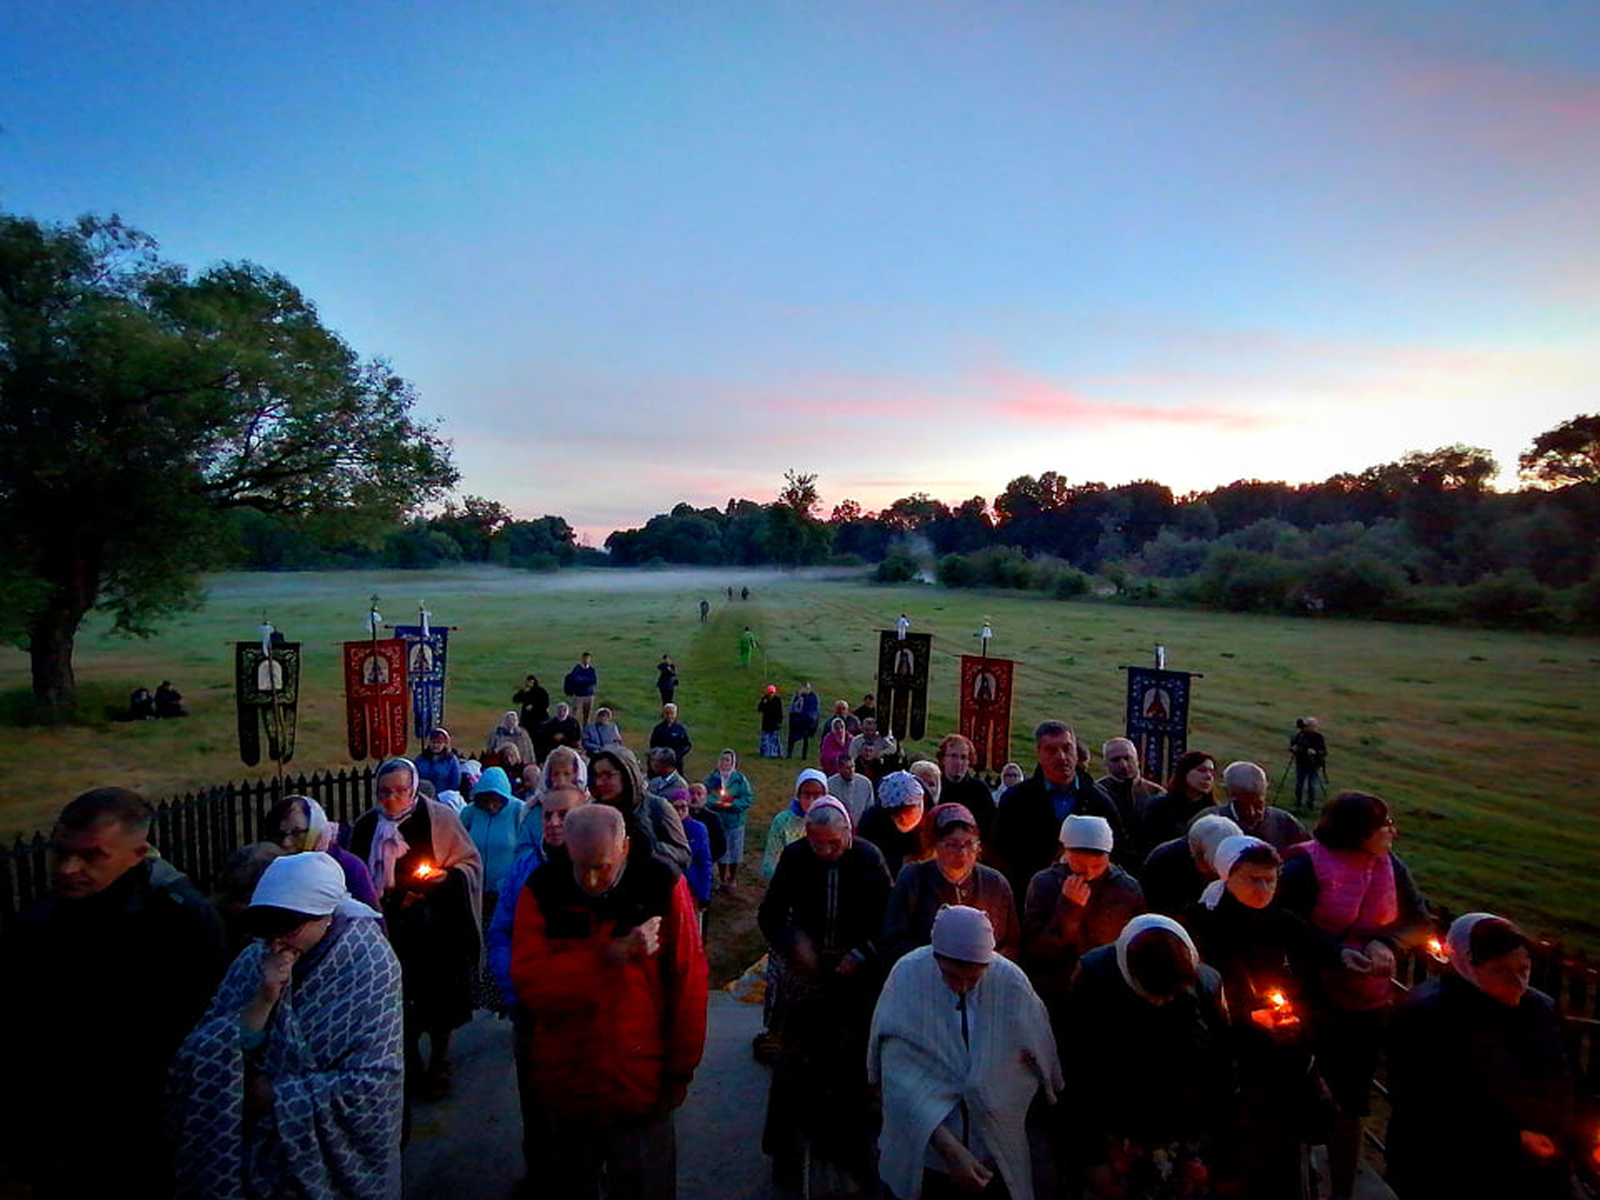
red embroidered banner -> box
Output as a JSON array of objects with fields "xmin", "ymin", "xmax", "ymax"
[
  {"xmin": 958, "ymin": 655, "xmax": 1014, "ymax": 773},
  {"xmin": 343, "ymin": 639, "xmax": 409, "ymax": 760}
]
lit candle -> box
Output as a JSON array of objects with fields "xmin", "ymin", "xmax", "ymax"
[
  {"xmin": 1426, "ymin": 937, "xmax": 1449, "ymax": 963},
  {"xmin": 413, "ymin": 862, "xmax": 439, "ymax": 881},
  {"xmin": 1251, "ymin": 988, "xmax": 1297, "ymax": 1030}
]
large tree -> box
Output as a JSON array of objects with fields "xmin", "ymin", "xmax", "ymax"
[
  {"xmin": 0, "ymin": 211, "xmax": 456, "ymax": 705},
  {"xmin": 1520, "ymin": 413, "xmax": 1600, "ymax": 487}
]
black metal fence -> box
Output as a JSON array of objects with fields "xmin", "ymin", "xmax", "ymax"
[{"xmin": 0, "ymin": 765, "xmax": 379, "ymax": 933}]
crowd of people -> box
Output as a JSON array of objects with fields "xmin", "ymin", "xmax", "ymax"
[{"xmin": 2, "ymin": 668, "xmax": 1595, "ymax": 1200}]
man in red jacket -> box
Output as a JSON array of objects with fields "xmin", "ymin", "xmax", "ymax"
[{"xmin": 511, "ymin": 803, "xmax": 708, "ymax": 1200}]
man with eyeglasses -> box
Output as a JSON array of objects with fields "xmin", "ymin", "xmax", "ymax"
[
  {"xmin": 881, "ymin": 803, "xmax": 1020, "ymax": 967},
  {"xmin": 934, "ymin": 734, "xmax": 999, "ymax": 838}
]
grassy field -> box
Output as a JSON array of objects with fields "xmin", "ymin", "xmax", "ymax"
[{"xmin": 3, "ymin": 565, "xmax": 1598, "ymax": 974}]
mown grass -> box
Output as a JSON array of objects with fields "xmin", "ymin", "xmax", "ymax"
[{"xmin": 2, "ymin": 566, "xmax": 1598, "ymax": 975}]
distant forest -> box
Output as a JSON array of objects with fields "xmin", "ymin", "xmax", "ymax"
[{"xmin": 232, "ymin": 422, "xmax": 1600, "ymax": 631}]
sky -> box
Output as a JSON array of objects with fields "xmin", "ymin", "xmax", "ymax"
[{"xmin": 4, "ymin": 2, "xmax": 1598, "ymax": 544}]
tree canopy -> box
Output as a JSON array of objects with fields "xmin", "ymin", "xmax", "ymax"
[
  {"xmin": 1520, "ymin": 414, "xmax": 1600, "ymax": 487},
  {"xmin": 0, "ymin": 211, "xmax": 456, "ymax": 704}
]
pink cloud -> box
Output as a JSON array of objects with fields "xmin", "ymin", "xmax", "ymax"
[{"xmin": 977, "ymin": 366, "xmax": 1284, "ymax": 432}]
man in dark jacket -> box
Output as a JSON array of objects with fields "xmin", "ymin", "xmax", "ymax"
[
  {"xmin": 989, "ymin": 721, "xmax": 1127, "ymax": 900},
  {"xmin": 1095, "ymin": 736, "xmax": 1165, "ymax": 864},
  {"xmin": 648, "ymin": 703, "xmax": 694, "ymax": 774},
  {"xmin": 1, "ymin": 788, "xmax": 228, "ymax": 1199},
  {"xmin": 564, "ymin": 652, "xmax": 598, "ymax": 726}
]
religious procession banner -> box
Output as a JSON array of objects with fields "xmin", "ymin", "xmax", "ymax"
[
  {"xmin": 343, "ymin": 639, "xmax": 409, "ymax": 760},
  {"xmin": 393, "ymin": 623, "xmax": 449, "ymax": 744},
  {"xmin": 235, "ymin": 640, "xmax": 300, "ymax": 766},
  {"xmin": 876, "ymin": 631, "xmax": 932, "ymax": 743},
  {"xmin": 1123, "ymin": 665, "xmax": 1196, "ymax": 785},
  {"xmin": 958, "ymin": 655, "xmax": 1014, "ymax": 773}
]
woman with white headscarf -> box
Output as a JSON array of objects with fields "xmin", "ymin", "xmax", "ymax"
[
  {"xmin": 1188, "ymin": 836, "xmax": 1332, "ymax": 1200},
  {"xmin": 169, "ymin": 853, "xmax": 403, "ymax": 1200},
  {"xmin": 1386, "ymin": 913, "xmax": 1585, "ymax": 1200},
  {"xmin": 347, "ymin": 757, "xmax": 482, "ymax": 1102},
  {"xmin": 1063, "ymin": 914, "xmax": 1238, "ymax": 1198},
  {"xmin": 758, "ymin": 797, "xmax": 893, "ymax": 1193},
  {"xmin": 264, "ymin": 794, "xmax": 380, "ymax": 912}
]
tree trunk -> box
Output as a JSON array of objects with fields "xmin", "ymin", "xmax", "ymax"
[{"xmin": 29, "ymin": 605, "xmax": 83, "ymax": 709}]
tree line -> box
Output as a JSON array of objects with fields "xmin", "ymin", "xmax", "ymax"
[{"xmin": 5, "ymin": 205, "xmax": 1597, "ymax": 706}]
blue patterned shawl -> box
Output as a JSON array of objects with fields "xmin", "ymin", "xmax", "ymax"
[{"xmin": 168, "ymin": 910, "xmax": 404, "ymax": 1199}]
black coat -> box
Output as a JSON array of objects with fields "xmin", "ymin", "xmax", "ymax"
[
  {"xmin": 1387, "ymin": 973, "xmax": 1581, "ymax": 1200},
  {"xmin": 759, "ymin": 837, "xmax": 893, "ymax": 969},
  {"xmin": 3, "ymin": 860, "xmax": 228, "ymax": 1194},
  {"xmin": 989, "ymin": 766, "xmax": 1126, "ymax": 899},
  {"xmin": 1065, "ymin": 943, "xmax": 1238, "ymax": 1159}
]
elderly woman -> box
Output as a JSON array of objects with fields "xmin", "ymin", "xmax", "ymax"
[
  {"xmin": 882, "ymin": 802, "xmax": 1020, "ymax": 966},
  {"xmin": 414, "ymin": 727, "xmax": 461, "ymax": 796},
  {"xmin": 1279, "ymin": 791, "xmax": 1430, "ymax": 1200},
  {"xmin": 1141, "ymin": 811, "xmax": 1241, "ymax": 917},
  {"xmin": 1138, "ymin": 748, "xmax": 1218, "ymax": 851},
  {"xmin": 1022, "ymin": 814, "xmax": 1145, "ymax": 1032},
  {"xmin": 758, "ymin": 798, "xmax": 894, "ymax": 1192},
  {"xmin": 460, "ymin": 766, "xmax": 525, "ymax": 910},
  {"xmin": 704, "ymin": 748, "xmax": 755, "ymax": 890},
  {"xmin": 581, "ymin": 706, "xmax": 625, "ymax": 758},
  {"xmin": 870, "ymin": 906, "xmax": 1062, "ymax": 1200},
  {"xmin": 347, "ymin": 757, "xmax": 482, "ymax": 1102},
  {"xmin": 169, "ymin": 853, "xmax": 403, "ymax": 1199},
  {"xmin": 761, "ymin": 767, "xmax": 829, "ymax": 880},
  {"xmin": 1387, "ymin": 913, "xmax": 1584, "ymax": 1200},
  {"xmin": 515, "ymin": 744, "xmax": 588, "ymax": 854},
  {"xmin": 858, "ymin": 770, "xmax": 934, "ymax": 878},
  {"xmin": 263, "ymin": 794, "xmax": 380, "ymax": 911},
  {"xmin": 1064, "ymin": 914, "xmax": 1238, "ymax": 1198},
  {"xmin": 485, "ymin": 710, "xmax": 538, "ymax": 771},
  {"xmin": 992, "ymin": 761, "xmax": 1025, "ymax": 805},
  {"xmin": 818, "ymin": 716, "xmax": 853, "ymax": 776}
]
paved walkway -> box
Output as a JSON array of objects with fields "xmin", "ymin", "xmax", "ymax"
[{"xmin": 403, "ymin": 993, "xmax": 1395, "ymax": 1199}]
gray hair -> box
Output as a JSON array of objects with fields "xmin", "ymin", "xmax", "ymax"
[
  {"xmin": 1102, "ymin": 736, "xmax": 1136, "ymax": 757},
  {"xmin": 1188, "ymin": 814, "xmax": 1243, "ymax": 866},
  {"xmin": 565, "ymin": 804, "xmax": 625, "ymax": 846},
  {"xmin": 804, "ymin": 804, "xmax": 851, "ymax": 832},
  {"xmin": 647, "ymin": 747, "xmax": 679, "ymax": 769},
  {"xmin": 1223, "ymin": 761, "xmax": 1268, "ymax": 793}
]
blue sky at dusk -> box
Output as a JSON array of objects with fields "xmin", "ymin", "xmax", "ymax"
[{"xmin": 4, "ymin": 2, "xmax": 1597, "ymax": 542}]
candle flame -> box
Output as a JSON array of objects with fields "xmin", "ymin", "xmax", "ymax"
[
  {"xmin": 413, "ymin": 862, "xmax": 438, "ymax": 879},
  {"xmin": 1268, "ymin": 990, "xmax": 1288, "ymax": 1011},
  {"xmin": 1427, "ymin": 937, "xmax": 1448, "ymax": 960}
]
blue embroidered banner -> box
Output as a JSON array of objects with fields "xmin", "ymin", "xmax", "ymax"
[
  {"xmin": 1123, "ymin": 666, "xmax": 1196, "ymax": 785},
  {"xmin": 394, "ymin": 624, "xmax": 449, "ymax": 743}
]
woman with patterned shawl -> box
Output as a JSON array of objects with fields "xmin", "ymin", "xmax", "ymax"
[
  {"xmin": 348, "ymin": 756, "xmax": 483, "ymax": 1101},
  {"xmin": 168, "ymin": 852, "xmax": 403, "ymax": 1200}
]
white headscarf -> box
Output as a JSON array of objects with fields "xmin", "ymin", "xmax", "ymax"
[
  {"xmin": 1200, "ymin": 835, "xmax": 1272, "ymax": 909},
  {"xmin": 250, "ymin": 852, "xmax": 376, "ymax": 921},
  {"xmin": 1445, "ymin": 911, "xmax": 1501, "ymax": 992},
  {"xmin": 1115, "ymin": 914, "xmax": 1200, "ymax": 1002}
]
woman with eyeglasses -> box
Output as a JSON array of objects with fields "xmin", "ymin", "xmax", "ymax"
[
  {"xmin": 1280, "ymin": 791, "xmax": 1431, "ymax": 1200},
  {"xmin": 880, "ymin": 802, "xmax": 1019, "ymax": 967}
]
